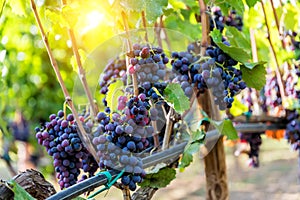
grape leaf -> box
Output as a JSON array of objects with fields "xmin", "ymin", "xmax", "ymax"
[
  {"xmin": 240, "ymin": 63, "xmax": 266, "ymax": 90},
  {"xmin": 106, "ymin": 80, "xmax": 124, "ymax": 112},
  {"xmin": 179, "ymin": 129, "xmax": 205, "ymax": 170},
  {"xmin": 139, "ymin": 167, "xmax": 176, "ymax": 188},
  {"xmin": 163, "ymin": 83, "xmax": 190, "ymax": 115},
  {"xmin": 210, "ymin": 29, "xmax": 223, "ymax": 43},
  {"xmin": 10, "ymin": 180, "xmax": 35, "ymax": 200},
  {"xmin": 245, "ymin": 0, "xmax": 260, "ymax": 7},
  {"xmin": 210, "ymin": 119, "xmax": 238, "ymax": 140},
  {"xmin": 210, "ymin": 29, "xmax": 250, "ymax": 63},
  {"xmin": 179, "ymin": 142, "xmax": 200, "ymax": 170},
  {"xmin": 230, "ymin": 99, "xmax": 248, "ymax": 117},
  {"xmin": 225, "ymin": 26, "xmax": 251, "ymax": 54},
  {"xmin": 120, "ymin": 0, "xmax": 168, "ymax": 23},
  {"xmin": 243, "ymin": 61, "xmax": 267, "ymax": 70},
  {"xmin": 191, "ymin": 129, "xmax": 206, "ymax": 143},
  {"xmin": 226, "ymin": 0, "xmax": 244, "ymax": 15}
]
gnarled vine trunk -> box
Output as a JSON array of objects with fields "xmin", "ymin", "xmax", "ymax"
[{"xmin": 0, "ymin": 169, "xmax": 56, "ymax": 200}]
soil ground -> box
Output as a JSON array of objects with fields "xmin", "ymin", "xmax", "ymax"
[{"xmin": 0, "ymin": 135, "xmax": 299, "ymax": 200}]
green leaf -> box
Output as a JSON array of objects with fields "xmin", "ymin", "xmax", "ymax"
[
  {"xmin": 240, "ymin": 63, "xmax": 266, "ymax": 90},
  {"xmin": 243, "ymin": 61, "xmax": 267, "ymax": 70},
  {"xmin": 10, "ymin": 180, "xmax": 35, "ymax": 200},
  {"xmin": 121, "ymin": 0, "xmax": 168, "ymax": 23},
  {"xmin": 139, "ymin": 167, "xmax": 176, "ymax": 188},
  {"xmin": 211, "ymin": 29, "xmax": 250, "ymax": 63},
  {"xmin": 211, "ymin": 119, "xmax": 238, "ymax": 140},
  {"xmin": 210, "ymin": 29, "xmax": 223, "ymax": 43},
  {"xmin": 230, "ymin": 99, "xmax": 248, "ymax": 117},
  {"xmin": 245, "ymin": 0, "xmax": 260, "ymax": 7},
  {"xmin": 179, "ymin": 142, "xmax": 200, "ymax": 170},
  {"xmin": 7, "ymin": 0, "xmax": 26, "ymax": 16},
  {"xmin": 218, "ymin": 3, "xmax": 230, "ymax": 15},
  {"xmin": 225, "ymin": 26, "xmax": 251, "ymax": 54},
  {"xmin": 106, "ymin": 80, "xmax": 124, "ymax": 113},
  {"xmin": 215, "ymin": 0, "xmax": 244, "ymax": 15},
  {"xmin": 227, "ymin": 0, "xmax": 244, "ymax": 15},
  {"xmin": 191, "ymin": 129, "xmax": 205, "ymax": 143},
  {"xmin": 217, "ymin": 43, "xmax": 250, "ymax": 63},
  {"xmin": 179, "ymin": 129, "xmax": 205, "ymax": 170},
  {"xmin": 163, "ymin": 83, "xmax": 190, "ymax": 115}
]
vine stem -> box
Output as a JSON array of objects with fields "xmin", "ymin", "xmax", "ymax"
[
  {"xmin": 141, "ymin": 11, "xmax": 149, "ymax": 43},
  {"xmin": 30, "ymin": 0, "xmax": 98, "ymax": 162},
  {"xmin": 159, "ymin": 16, "xmax": 172, "ymax": 52},
  {"xmin": 270, "ymin": 0, "xmax": 285, "ymax": 48},
  {"xmin": 261, "ymin": 1, "xmax": 286, "ymax": 104},
  {"xmin": 61, "ymin": 0, "xmax": 98, "ymax": 117},
  {"xmin": 121, "ymin": 11, "xmax": 139, "ymax": 96},
  {"xmin": 198, "ymin": 0, "xmax": 209, "ymax": 56},
  {"xmin": 270, "ymin": 0, "xmax": 292, "ymax": 71}
]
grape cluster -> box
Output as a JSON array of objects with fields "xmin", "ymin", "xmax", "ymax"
[
  {"xmin": 285, "ymin": 110, "xmax": 300, "ymax": 150},
  {"xmin": 140, "ymin": 82, "xmax": 168, "ymax": 101},
  {"xmin": 239, "ymin": 132, "xmax": 262, "ymax": 168},
  {"xmin": 170, "ymin": 50, "xmax": 200, "ymax": 98},
  {"xmin": 129, "ymin": 44, "xmax": 169, "ymax": 85},
  {"xmin": 203, "ymin": 45, "xmax": 246, "ymax": 109},
  {"xmin": 209, "ymin": 8, "xmax": 243, "ymax": 32},
  {"xmin": 35, "ymin": 111, "xmax": 98, "ymax": 189},
  {"xmin": 92, "ymin": 94, "xmax": 159, "ymax": 191}
]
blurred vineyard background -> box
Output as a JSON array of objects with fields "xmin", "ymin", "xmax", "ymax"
[{"xmin": 0, "ymin": 0, "xmax": 300, "ymax": 199}]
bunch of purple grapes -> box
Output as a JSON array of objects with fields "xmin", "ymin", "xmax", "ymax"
[
  {"xmin": 92, "ymin": 94, "xmax": 160, "ymax": 191},
  {"xmin": 35, "ymin": 111, "xmax": 98, "ymax": 189},
  {"xmin": 239, "ymin": 132, "xmax": 262, "ymax": 168},
  {"xmin": 170, "ymin": 48, "xmax": 200, "ymax": 98},
  {"xmin": 128, "ymin": 44, "xmax": 169, "ymax": 85},
  {"xmin": 203, "ymin": 44, "xmax": 246, "ymax": 109},
  {"xmin": 285, "ymin": 110, "xmax": 300, "ymax": 150},
  {"xmin": 209, "ymin": 7, "xmax": 243, "ymax": 32}
]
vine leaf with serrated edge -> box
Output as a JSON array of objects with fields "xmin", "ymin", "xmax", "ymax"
[
  {"xmin": 163, "ymin": 83, "xmax": 190, "ymax": 115},
  {"xmin": 179, "ymin": 129, "xmax": 205, "ymax": 170},
  {"xmin": 210, "ymin": 29, "xmax": 266, "ymax": 90},
  {"xmin": 138, "ymin": 167, "xmax": 176, "ymax": 188}
]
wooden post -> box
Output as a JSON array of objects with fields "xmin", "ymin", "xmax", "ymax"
[
  {"xmin": 198, "ymin": 92, "xmax": 229, "ymax": 200},
  {"xmin": 197, "ymin": 0, "xmax": 228, "ymax": 198}
]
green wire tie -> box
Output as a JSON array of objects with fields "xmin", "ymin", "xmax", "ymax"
[{"xmin": 87, "ymin": 169, "xmax": 125, "ymax": 199}]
